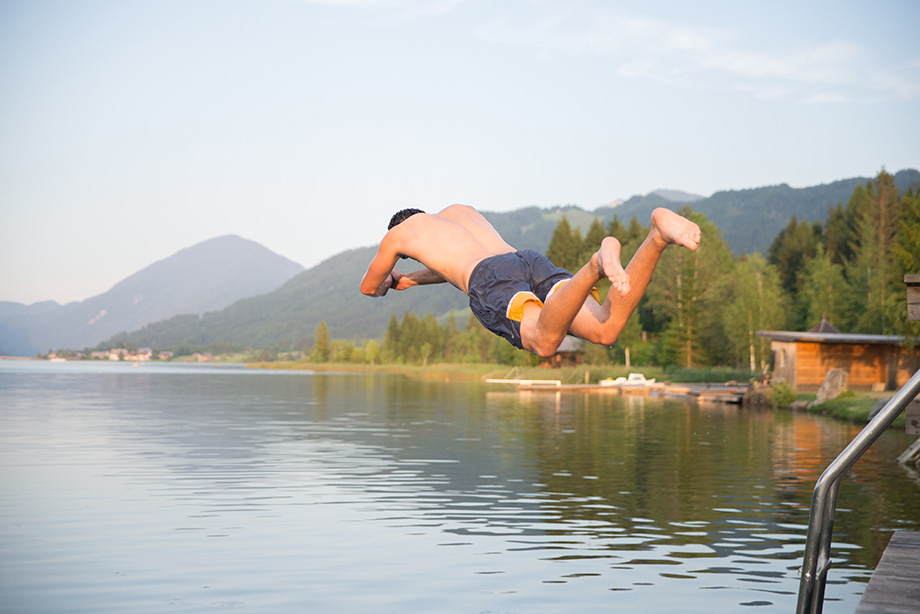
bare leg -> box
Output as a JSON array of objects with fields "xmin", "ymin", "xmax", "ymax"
[
  {"xmin": 574, "ymin": 207, "xmax": 700, "ymax": 345},
  {"xmin": 521, "ymin": 238, "xmax": 624, "ymax": 357},
  {"xmin": 522, "ymin": 208, "xmax": 700, "ymax": 355}
]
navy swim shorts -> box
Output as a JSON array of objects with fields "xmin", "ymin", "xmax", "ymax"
[{"xmin": 467, "ymin": 250, "xmax": 599, "ymax": 350}]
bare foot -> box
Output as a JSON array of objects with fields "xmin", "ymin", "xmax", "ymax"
[
  {"xmin": 651, "ymin": 208, "xmax": 701, "ymax": 250},
  {"xmin": 596, "ymin": 237, "xmax": 631, "ymax": 297}
]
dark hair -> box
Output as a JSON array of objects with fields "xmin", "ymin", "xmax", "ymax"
[{"xmin": 388, "ymin": 208, "xmax": 425, "ymax": 230}]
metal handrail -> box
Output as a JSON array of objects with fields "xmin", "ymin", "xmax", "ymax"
[{"xmin": 796, "ymin": 367, "xmax": 920, "ymax": 614}]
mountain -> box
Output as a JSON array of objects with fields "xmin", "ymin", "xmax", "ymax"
[
  {"xmin": 102, "ymin": 206, "xmax": 593, "ymax": 351},
  {"xmin": 603, "ymin": 169, "xmax": 920, "ymax": 255},
  {"xmin": 650, "ymin": 189, "xmax": 705, "ymax": 203},
  {"xmin": 0, "ymin": 235, "xmax": 304, "ymax": 356},
  {"xmin": 69, "ymin": 169, "xmax": 920, "ymax": 351}
]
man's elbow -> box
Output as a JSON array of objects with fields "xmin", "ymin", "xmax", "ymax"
[{"xmin": 360, "ymin": 281, "xmax": 377, "ymax": 296}]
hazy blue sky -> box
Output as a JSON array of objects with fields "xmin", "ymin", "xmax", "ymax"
[{"xmin": 2, "ymin": 0, "xmax": 918, "ymax": 305}]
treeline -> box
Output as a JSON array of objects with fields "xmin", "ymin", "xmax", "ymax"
[
  {"xmin": 308, "ymin": 170, "xmax": 919, "ymax": 371},
  {"xmin": 541, "ymin": 169, "xmax": 919, "ymax": 370},
  {"xmin": 309, "ymin": 313, "xmax": 540, "ymax": 367}
]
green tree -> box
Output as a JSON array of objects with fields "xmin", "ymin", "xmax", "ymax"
[
  {"xmin": 312, "ymin": 320, "xmax": 330, "ymax": 362},
  {"xmin": 580, "ymin": 218, "xmax": 607, "ymax": 264},
  {"xmin": 886, "ymin": 189, "xmax": 920, "ymax": 348},
  {"xmin": 800, "ymin": 244, "xmax": 848, "ymax": 328},
  {"xmin": 824, "ymin": 202, "xmax": 855, "ymax": 265},
  {"xmin": 767, "ymin": 215, "xmax": 822, "ymax": 297},
  {"xmin": 364, "ymin": 339, "xmax": 380, "ymax": 365},
  {"xmin": 894, "ymin": 189, "xmax": 920, "ymax": 273},
  {"xmin": 625, "ymin": 217, "xmax": 646, "ymax": 247},
  {"xmin": 846, "ymin": 170, "xmax": 902, "ymax": 333},
  {"xmin": 606, "ymin": 215, "xmax": 626, "ymax": 244},
  {"xmin": 382, "ymin": 313, "xmax": 400, "ymax": 362},
  {"xmin": 419, "ymin": 342, "xmax": 433, "ymax": 366},
  {"xmin": 546, "ymin": 217, "xmax": 583, "ymax": 271},
  {"xmin": 610, "ymin": 311, "xmax": 643, "ymax": 367},
  {"xmin": 397, "ymin": 311, "xmax": 421, "ymax": 362},
  {"xmin": 419, "ymin": 313, "xmax": 443, "ymax": 363},
  {"xmin": 720, "ymin": 254, "xmax": 786, "ymax": 372},
  {"xmin": 444, "ymin": 312, "xmax": 459, "ymax": 360},
  {"xmin": 645, "ymin": 210, "xmax": 732, "ymax": 367}
]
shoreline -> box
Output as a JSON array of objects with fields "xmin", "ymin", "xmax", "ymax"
[
  {"xmin": 8, "ymin": 357, "xmax": 905, "ymax": 428},
  {"xmin": 244, "ymin": 360, "xmax": 904, "ymax": 428}
]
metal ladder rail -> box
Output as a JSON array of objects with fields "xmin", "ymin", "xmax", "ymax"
[{"xmin": 796, "ymin": 367, "xmax": 920, "ymax": 614}]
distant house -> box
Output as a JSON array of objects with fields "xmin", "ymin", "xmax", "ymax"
[
  {"xmin": 757, "ymin": 320, "xmax": 920, "ymax": 392},
  {"xmin": 543, "ymin": 336, "xmax": 584, "ymax": 367},
  {"xmin": 108, "ymin": 348, "xmax": 128, "ymax": 361}
]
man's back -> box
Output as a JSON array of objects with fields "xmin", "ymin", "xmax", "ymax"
[{"xmin": 385, "ymin": 205, "xmax": 515, "ymax": 293}]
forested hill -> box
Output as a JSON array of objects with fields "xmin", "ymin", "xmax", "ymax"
[
  {"xmin": 601, "ymin": 169, "xmax": 920, "ymax": 255},
  {"xmin": 103, "ymin": 169, "xmax": 920, "ymax": 350}
]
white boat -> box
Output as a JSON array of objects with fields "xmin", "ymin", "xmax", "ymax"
[{"xmin": 600, "ymin": 373, "xmax": 656, "ymax": 387}]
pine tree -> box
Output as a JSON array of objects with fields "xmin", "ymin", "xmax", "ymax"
[
  {"xmin": 382, "ymin": 313, "xmax": 400, "ymax": 362},
  {"xmin": 847, "ymin": 170, "xmax": 903, "ymax": 333},
  {"xmin": 581, "ymin": 218, "xmax": 607, "ymax": 265},
  {"xmin": 886, "ymin": 189, "xmax": 920, "ymax": 348},
  {"xmin": 398, "ymin": 312, "xmax": 420, "ymax": 362},
  {"xmin": 546, "ymin": 217, "xmax": 583, "ymax": 271},
  {"xmin": 767, "ymin": 216, "xmax": 822, "ymax": 297},
  {"xmin": 824, "ymin": 203, "xmax": 854, "ymax": 265},
  {"xmin": 606, "ymin": 215, "xmax": 626, "ymax": 243},
  {"xmin": 894, "ymin": 189, "xmax": 920, "ymax": 274},
  {"xmin": 420, "ymin": 313, "xmax": 443, "ymax": 362}
]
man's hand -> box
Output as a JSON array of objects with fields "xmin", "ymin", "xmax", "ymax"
[
  {"xmin": 372, "ymin": 268, "xmax": 409, "ymax": 297},
  {"xmin": 373, "ymin": 270, "xmax": 396, "ymax": 297},
  {"xmin": 363, "ymin": 265, "xmax": 444, "ymax": 297},
  {"xmin": 394, "ymin": 270, "xmax": 418, "ymax": 291}
]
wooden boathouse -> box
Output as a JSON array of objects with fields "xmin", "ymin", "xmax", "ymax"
[{"xmin": 757, "ymin": 319, "xmax": 920, "ymax": 392}]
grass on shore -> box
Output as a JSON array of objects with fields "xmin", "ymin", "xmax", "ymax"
[{"xmin": 806, "ymin": 392, "xmax": 906, "ymax": 428}]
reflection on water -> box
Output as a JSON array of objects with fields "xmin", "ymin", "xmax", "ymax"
[{"xmin": 1, "ymin": 361, "xmax": 918, "ymax": 613}]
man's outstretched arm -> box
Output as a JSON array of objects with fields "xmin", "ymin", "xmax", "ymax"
[
  {"xmin": 394, "ymin": 268, "xmax": 446, "ymax": 290},
  {"xmin": 360, "ymin": 234, "xmax": 401, "ymax": 297}
]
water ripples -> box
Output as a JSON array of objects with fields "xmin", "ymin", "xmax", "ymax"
[{"xmin": 2, "ymin": 364, "xmax": 917, "ymax": 613}]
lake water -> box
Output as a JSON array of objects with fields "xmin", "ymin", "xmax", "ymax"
[{"xmin": 1, "ymin": 360, "xmax": 918, "ymax": 613}]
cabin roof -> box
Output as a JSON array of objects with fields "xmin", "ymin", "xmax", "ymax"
[
  {"xmin": 810, "ymin": 318, "xmax": 841, "ymax": 334},
  {"xmin": 756, "ymin": 330, "xmax": 909, "ymax": 345},
  {"xmin": 556, "ymin": 335, "xmax": 584, "ymax": 353}
]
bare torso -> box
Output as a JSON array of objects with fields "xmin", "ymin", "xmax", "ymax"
[{"xmin": 391, "ymin": 205, "xmax": 516, "ymax": 294}]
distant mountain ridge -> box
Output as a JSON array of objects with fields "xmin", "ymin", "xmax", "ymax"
[
  {"xmin": 650, "ymin": 189, "xmax": 705, "ymax": 203},
  {"xmin": 603, "ymin": 170, "xmax": 920, "ymax": 255},
  {"xmin": 0, "ymin": 235, "xmax": 304, "ymax": 356},
  {"xmin": 16, "ymin": 169, "xmax": 920, "ymax": 354}
]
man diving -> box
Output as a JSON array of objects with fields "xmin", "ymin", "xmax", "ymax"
[{"xmin": 360, "ymin": 205, "xmax": 700, "ymax": 357}]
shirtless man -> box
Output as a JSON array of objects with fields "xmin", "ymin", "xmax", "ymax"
[{"xmin": 360, "ymin": 205, "xmax": 701, "ymax": 357}]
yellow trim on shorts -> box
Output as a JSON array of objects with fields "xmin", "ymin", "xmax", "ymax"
[
  {"xmin": 507, "ymin": 281, "xmax": 602, "ymax": 323},
  {"xmin": 546, "ymin": 279, "xmax": 601, "ymax": 304},
  {"xmin": 506, "ymin": 291, "xmax": 542, "ymax": 323}
]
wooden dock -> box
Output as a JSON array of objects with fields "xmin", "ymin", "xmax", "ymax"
[
  {"xmin": 484, "ymin": 379, "xmax": 749, "ymax": 404},
  {"xmin": 855, "ymin": 530, "xmax": 920, "ymax": 614}
]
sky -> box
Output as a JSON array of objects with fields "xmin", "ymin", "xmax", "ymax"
[{"xmin": 1, "ymin": 0, "xmax": 918, "ymax": 305}]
